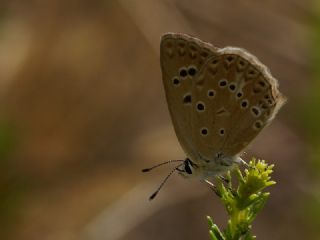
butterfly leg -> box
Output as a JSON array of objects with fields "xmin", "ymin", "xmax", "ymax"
[
  {"xmin": 220, "ymin": 176, "xmax": 238, "ymax": 197},
  {"xmin": 218, "ymin": 175, "xmax": 230, "ymax": 184},
  {"xmin": 201, "ymin": 179, "xmax": 221, "ymax": 197},
  {"xmin": 235, "ymin": 156, "xmax": 248, "ymax": 167}
]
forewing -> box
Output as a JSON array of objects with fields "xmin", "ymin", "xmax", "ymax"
[{"xmin": 160, "ymin": 33, "xmax": 218, "ymax": 160}]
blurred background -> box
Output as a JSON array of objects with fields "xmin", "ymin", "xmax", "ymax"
[{"xmin": 0, "ymin": 0, "xmax": 319, "ymax": 239}]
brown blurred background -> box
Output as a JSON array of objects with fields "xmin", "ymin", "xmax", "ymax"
[{"xmin": 0, "ymin": 0, "xmax": 319, "ymax": 239}]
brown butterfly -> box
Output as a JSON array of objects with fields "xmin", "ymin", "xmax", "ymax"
[{"xmin": 143, "ymin": 33, "xmax": 286, "ymax": 200}]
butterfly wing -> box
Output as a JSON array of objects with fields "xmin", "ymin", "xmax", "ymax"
[
  {"xmin": 190, "ymin": 47, "xmax": 286, "ymax": 161},
  {"xmin": 160, "ymin": 33, "xmax": 218, "ymax": 160}
]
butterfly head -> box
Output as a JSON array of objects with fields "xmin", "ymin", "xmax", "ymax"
[
  {"xmin": 143, "ymin": 155, "xmax": 242, "ymax": 200},
  {"xmin": 178, "ymin": 154, "xmax": 242, "ymax": 179},
  {"xmin": 177, "ymin": 158, "xmax": 198, "ymax": 177}
]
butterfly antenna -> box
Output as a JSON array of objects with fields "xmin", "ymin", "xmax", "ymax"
[
  {"xmin": 148, "ymin": 163, "xmax": 184, "ymax": 200},
  {"xmin": 142, "ymin": 159, "xmax": 184, "ymax": 172}
]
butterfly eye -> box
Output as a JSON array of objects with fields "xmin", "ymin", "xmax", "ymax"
[{"xmin": 185, "ymin": 164, "xmax": 192, "ymax": 174}]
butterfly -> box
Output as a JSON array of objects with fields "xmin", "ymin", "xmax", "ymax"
[{"xmin": 143, "ymin": 33, "xmax": 286, "ymax": 200}]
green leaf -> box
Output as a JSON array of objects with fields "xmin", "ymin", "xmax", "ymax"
[{"xmin": 207, "ymin": 216, "xmax": 225, "ymax": 240}]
